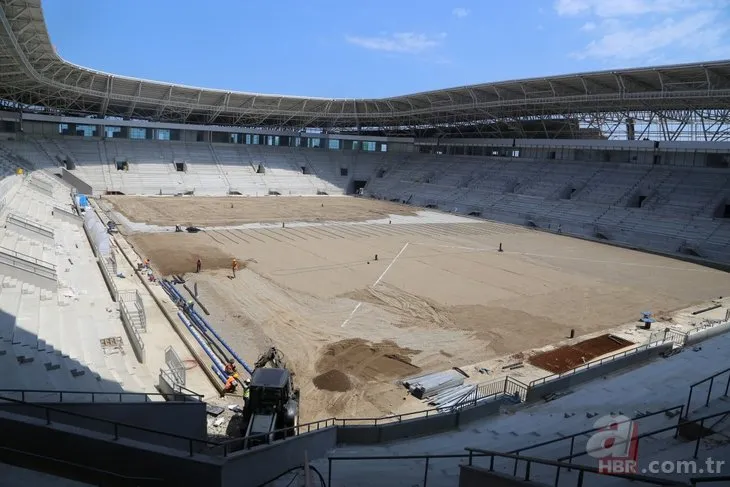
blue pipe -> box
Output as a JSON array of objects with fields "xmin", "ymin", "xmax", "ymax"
[
  {"xmin": 189, "ymin": 307, "xmax": 254, "ymax": 375},
  {"xmin": 164, "ymin": 279, "xmax": 253, "ymax": 374},
  {"xmin": 177, "ymin": 311, "xmax": 227, "ymax": 383}
]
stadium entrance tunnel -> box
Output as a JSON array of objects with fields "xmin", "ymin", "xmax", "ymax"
[
  {"xmin": 349, "ymin": 180, "xmax": 368, "ymax": 194},
  {"xmin": 104, "ymin": 191, "xmax": 125, "ymax": 196},
  {"xmin": 468, "ymin": 211, "xmax": 482, "ymax": 217},
  {"xmin": 268, "ymin": 190, "xmax": 281, "ymax": 196},
  {"xmin": 594, "ymin": 231, "xmax": 609, "ymax": 240},
  {"xmin": 228, "ymin": 190, "xmax": 242, "ymax": 196},
  {"xmin": 526, "ymin": 220, "xmax": 538, "ymax": 229},
  {"xmin": 174, "ymin": 162, "xmax": 186, "ymax": 172}
]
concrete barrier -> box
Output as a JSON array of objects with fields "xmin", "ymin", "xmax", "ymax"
[
  {"xmin": 52, "ymin": 205, "xmax": 83, "ymax": 226},
  {"xmin": 0, "ymin": 409, "xmax": 223, "ymax": 486},
  {"xmin": 0, "ymin": 248, "xmax": 57, "ymax": 291},
  {"xmin": 525, "ymin": 343, "xmax": 672, "ymax": 402},
  {"xmin": 685, "ymin": 321, "xmax": 730, "ymax": 346},
  {"xmin": 0, "ymin": 401, "xmax": 207, "ymax": 450},
  {"xmin": 6, "ymin": 213, "xmax": 54, "ymax": 246},
  {"xmin": 221, "ymin": 428, "xmax": 336, "ymax": 486},
  {"xmin": 60, "ymin": 167, "xmax": 93, "ymax": 195}
]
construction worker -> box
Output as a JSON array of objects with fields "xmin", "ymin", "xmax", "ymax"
[
  {"xmin": 187, "ymin": 299, "xmax": 194, "ymax": 311},
  {"xmin": 242, "ymin": 378, "xmax": 251, "ymax": 404},
  {"xmin": 224, "ymin": 372, "xmax": 239, "ymax": 394},
  {"xmin": 144, "ymin": 258, "xmax": 150, "ymax": 269},
  {"xmin": 196, "ymin": 258, "xmax": 202, "ymax": 273},
  {"xmin": 231, "ymin": 258, "xmax": 239, "ymax": 278},
  {"xmin": 224, "ymin": 358, "xmax": 237, "ymax": 376}
]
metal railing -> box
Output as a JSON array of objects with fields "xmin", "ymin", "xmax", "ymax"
[
  {"xmin": 558, "ymin": 408, "xmax": 730, "ymax": 464},
  {"xmin": 165, "ymin": 345, "xmax": 186, "ymax": 386},
  {"xmin": 0, "ymin": 245, "xmax": 56, "ymax": 270},
  {"xmin": 507, "ymin": 405, "xmax": 684, "ymax": 461},
  {"xmin": 685, "ymin": 367, "xmax": 730, "ymax": 418},
  {"xmin": 0, "ymin": 388, "xmax": 202, "ymax": 403},
  {"xmin": 691, "ymin": 475, "xmax": 730, "ymax": 485},
  {"xmin": 327, "ymin": 453, "xmax": 481, "ymax": 487},
  {"xmin": 0, "ymin": 445, "xmax": 163, "ymax": 486},
  {"xmin": 529, "ymin": 339, "xmax": 666, "ymax": 387},
  {"xmin": 464, "ymin": 449, "xmax": 687, "ymax": 486},
  {"xmin": 0, "ymin": 247, "xmax": 57, "ymax": 281},
  {"xmin": 6, "ymin": 213, "xmax": 54, "ymax": 238}
]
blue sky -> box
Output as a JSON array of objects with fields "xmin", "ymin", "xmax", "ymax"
[{"xmin": 43, "ymin": 0, "xmax": 730, "ymax": 98}]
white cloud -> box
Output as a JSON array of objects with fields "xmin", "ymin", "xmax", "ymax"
[
  {"xmin": 555, "ymin": 0, "xmax": 698, "ymax": 18},
  {"xmin": 556, "ymin": 0, "xmax": 730, "ymax": 63},
  {"xmin": 580, "ymin": 21, "xmax": 596, "ymax": 31},
  {"xmin": 345, "ymin": 32, "xmax": 446, "ymax": 54},
  {"xmin": 452, "ymin": 7, "xmax": 470, "ymax": 18}
]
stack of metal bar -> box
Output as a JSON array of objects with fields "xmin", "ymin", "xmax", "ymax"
[{"xmin": 402, "ymin": 370, "xmax": 466, "ymax": 400}]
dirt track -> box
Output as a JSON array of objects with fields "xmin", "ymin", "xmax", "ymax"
[{"xmin": 115, "ymin": 196, "xmax": 730, "ymax": 421}]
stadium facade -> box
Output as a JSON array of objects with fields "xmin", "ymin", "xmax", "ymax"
[{"xmin": 1, "ymin": 1, "xmax": 730, "ymax": 486}]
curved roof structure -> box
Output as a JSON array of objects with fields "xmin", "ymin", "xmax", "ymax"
[{"xmin": 1, "ymin": 0, "xmax": 730, "ymax": 129}]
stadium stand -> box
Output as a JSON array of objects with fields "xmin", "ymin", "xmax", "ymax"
[
  {"xmin": 1, "ymin": 0, "xmax": 730, "ymax": 484},
  {"xmin": 3, "ymin": 137, "xmax": 729, "ymax": 264}
]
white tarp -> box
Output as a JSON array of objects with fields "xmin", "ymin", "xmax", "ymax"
[{"xmin": 83, "ymin": 209, "xmax": 110, "ymax": 256}]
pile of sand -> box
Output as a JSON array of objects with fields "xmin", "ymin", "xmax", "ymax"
[{"xmin": 312, "ymin": 370, "xmax": 352, "ymax": 392}]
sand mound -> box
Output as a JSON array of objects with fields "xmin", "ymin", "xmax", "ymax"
[
  {"xmin": 312, "ymin": 370, "xmax": 352, "ymax": 392},
  {"xmin": 316, "ymin": 338, "xmax": 421, "ymax": 382}
]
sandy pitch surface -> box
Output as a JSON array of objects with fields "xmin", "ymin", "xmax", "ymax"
[
  {"xmin": 113, "ymin": 196, "xmax": 730, "ymax": 422},
  {"xmin": 105, "ymin": 195, "xmax": 416, "ymax": 227}
]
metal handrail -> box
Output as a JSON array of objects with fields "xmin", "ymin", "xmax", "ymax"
[
  {"xmin": 464, "ymin": 448, "xmax": 688, "ymax": 486},
  {"xmin": 0, "ymin": 244, "xmax": 56, "ymax": 270},
  {"xmin": 529, "ymin": 340, "xmax": 666, "ymax": 387},
  {"xmin": 327, "ymin": 453, "xmax": 485, "ymax": 487},
  {"xmin": 691, "ymin": 475, "xmax": 730, "ymax": 485},
  {"xmin": 508, "ymin": 404, "xmax": 684, "ymax": 457},
  {"xmin": 558, "ymin": 407, "xmax": 730, "ymax": 463},
  {"xmin": 685, "ymin": 367, "xmax": 730, "ymax": 417},
  {"xmin": 0, "ymin": 445, "xmax": 163, "ymax": 486},
  {"xmin": 7, "ymin": 212, "xmax": 54, "ymax": 236},
  {"xmin": 0, "ymin": 388, "xmax": 202, "ymax": 403}
]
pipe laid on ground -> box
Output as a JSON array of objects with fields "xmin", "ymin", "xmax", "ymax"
[
  {"xmin": 188, "ymin": 307, "xmax": 254, "ymax": 375},
  {"xmin": 183, "ymin": 283, "xmax": 210, "ymax": 315},
  {"xmin": 177, "ymin": 311, "xmax": 226, "ymax": 383},
  {"xmin": 165, "ymin": 279, "xmax": 253, "ymax": 374}
]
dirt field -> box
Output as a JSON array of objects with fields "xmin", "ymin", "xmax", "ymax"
[
  {"xmin": 104, "ymin": 195, "xmax": 415, "ymax": 227},
  {"xmin": 112, "ymin": 196, "xmax": 730, "ymax": 422},
  {"xmin": 528, "ymin": 334, "xmax": 635, "ymax": 374}
]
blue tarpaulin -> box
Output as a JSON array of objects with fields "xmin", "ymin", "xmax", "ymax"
[{"xmin": 76, "ymin": 194, "xmax": 89, "ymax": 208}]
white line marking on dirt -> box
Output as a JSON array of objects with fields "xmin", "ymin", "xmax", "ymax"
[
  {"xmin": 341, "ymin": 302, "xmax": 362, "ymax": 328},
  {"xmin": 373, "ymin": 242, "xmax": 410, "ymax": 287},
  {"xmin": 341, "ymin": 242, "xmax": 410, "ymax": 327}
]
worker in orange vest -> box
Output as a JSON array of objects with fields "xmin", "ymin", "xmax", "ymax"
[{"xmin": 231, "ymin": 258, "xmax": 239, "ymax": 278}]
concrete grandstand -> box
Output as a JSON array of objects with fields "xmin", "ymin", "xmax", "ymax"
[{"xmin": 1, "ymin": 0, "xmax": 730, "ymax": 486}]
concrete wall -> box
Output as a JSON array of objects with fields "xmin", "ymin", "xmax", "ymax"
[
  {"xmin": 459, "ymin": 466, "xmax": 537, "ymax": 487},
  {"xmin": 0, "ymin": 409, "xmax": 223, "ymax": 485},
  {"xmin": 685, "ymin": 322, "xmax": 730, "ymax": 346},
  {"xmin": 0, "ymin": 249, "xmax": 57, "ymax": 291},
  {"xmin": 6, "ymin": 216, "xmax": 54, "ymax": 246},
  {"xmin": 0, "ymin": 401, "xmax": 207, "ymax": 449},
  {"xmin": 337, "ymin": 398, "xmax": 506, "ymax": 445},
  {"xmin": 221, "ymin": 428, "xmax": 337, "ymax": 487},
  {"xmin": 60, "ymin": 167, "xmax": 92, "ymax": 195},
  {"xmin": 525, "ymin": 343, "xmax": 673, "ymax": 402},
  {"xmin": 52, "ymin": 206, "xmax": 83, "ymax": 226}
]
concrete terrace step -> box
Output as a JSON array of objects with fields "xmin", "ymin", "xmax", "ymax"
[
  {"xmin": 0, "ymin": 280, "xmax": 22, "ymax": 342},
  {"xmin": 11, "ymin": 284, "xmax": 40, "ymax": 347}
]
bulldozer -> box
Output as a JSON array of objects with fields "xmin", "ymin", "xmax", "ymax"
[{"xmin": 241, "ymin": 347, "xmax": 300, "ymax": 448}]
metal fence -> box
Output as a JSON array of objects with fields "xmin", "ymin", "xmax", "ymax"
[{"xmin": 165, "ymin": 346, "xmax": 186, "ymax": 386}]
